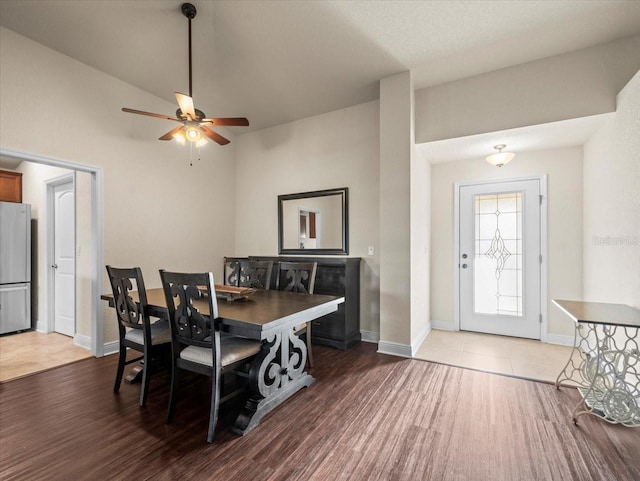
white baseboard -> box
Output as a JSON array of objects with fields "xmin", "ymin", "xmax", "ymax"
[
  {"xmin": 34, "ymin": 320, "xmax": 46, "ymax": 332},
  {"xmin": 545, "ymin": 333, "xmax": 574, "ymax": 347},
  {"xmin": 430, "ymin": 320, "xmax": 456, "ymax": 331},
  {"xmin": 73, "ymin": 333, "xmax": 92, "ymax": 351},
  {"xmin": 411, "ymin": 322, "xmax": 431, "ymax": 356},
  {"xmin": 360, "ymin": 330, "xmax": 380, "ymax": 343},
  {"xmin": 103, "ymin": 340, "xmax": 120, "ymax": 356},
  {"xmin": 377, "ymin": 340, "xmax": 412, "ymax": 358}
]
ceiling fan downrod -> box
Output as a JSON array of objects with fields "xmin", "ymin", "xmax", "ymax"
[{"xmin": 181, "ymin": 3, "xmax": 197, "ymax": 98}]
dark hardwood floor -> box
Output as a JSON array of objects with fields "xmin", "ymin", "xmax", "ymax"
[{"xmin": 0, "ymin": 342, "xmax": 638, "ymax": 481}]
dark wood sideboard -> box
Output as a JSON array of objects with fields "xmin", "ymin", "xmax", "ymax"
[{"xmin": 227, "ymin": 256, "xmax": 361, "ymax": 350}]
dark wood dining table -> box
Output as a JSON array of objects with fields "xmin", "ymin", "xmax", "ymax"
[{"xmin": 102, "ymin": 287, "xmax": 344, "ymax": 434}]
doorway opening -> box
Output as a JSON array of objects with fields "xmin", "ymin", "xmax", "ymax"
[{"xmin": 0, "ymin": 147, "xmax": 104, "ymax": 358}]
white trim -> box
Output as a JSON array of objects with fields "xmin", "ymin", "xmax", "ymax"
[
  {"xmin": 545, "ymin": 333, "xmax": 575, "ymax": 347},
  {"xmin": 453, "ymin": 174, "xmax": 548, "ymax": 340},
  {"xmin": 73, "ymin": 333, "xmax": 92, "ymax": 351},
  {"xmin": 34, "ymin": 320, "xmax": 46, "ymax": 332},
  {"xmin": 0, "ymin": 147, "xmax": 104, "ymax": 357},
  {"xmin": 360, "ymin": 330, "xmax": 380, "ymax": 343},
  {"xmin": 411, "ymin": 322, "xmax": 431, "ymax": 356},
  {"xmin": 539, "ymin": 175, "xmax": 549, "ymax": 342},
  {"xmin": 377, "ymin": 340, "xmax": 412, "ymax": 358},
  {"xmin": 431, "ymin": 320, "xmax": 457, "ymax": 331},
  {"xmin": 45, "ymin": 172, "xmax": 76, "ymax": 336},
  {"xmin": 103, "ymin": 340, "xmax": 120, "ymax": 356}
]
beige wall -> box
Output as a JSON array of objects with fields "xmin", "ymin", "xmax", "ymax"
[
  {"xmin": 233, "ymin": 100, "xmax": 380, "ymax": 334},
  {"xmin": 415, "ymin": 36, "xmax": 640, "ymax": 143},
  {"xmin": 379, "ymin": 72, "xmax": 413, "ymax": 347},
  {"xmin": 411, "ymin": 149, "xmax": 431, "ymax": 347},
  {"xmin": 429, "ymin": 147, "xmax": 584, "ymax": 337},
  {"xmin": 583, "ymin": 71, "xmax": 640, "ymax": 309},
  {"xmin": 1, "ymin": 27, "xmax": 237, "ymax": 345}
]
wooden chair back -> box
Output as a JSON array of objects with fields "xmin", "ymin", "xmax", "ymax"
[
  {"xmin": 223, "ymin": 257, "xmax": 244, "ymax": 287},
  {"xmin": 276, "ymin": 261, "xmax": 318, "ymax": 294},
  {"xmin": 106, "ymin": 265, "xmax": 150, "ymax": 335},
  {"xmin": 239, "ymin": 260, "xmax": 273, "ymax": 290},
  {"xmin": 159, "ymin": 271, "xmax": 220, "ymax": 349}
]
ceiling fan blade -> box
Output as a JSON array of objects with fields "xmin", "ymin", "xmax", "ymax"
[
  {"xmin": 201, "ymin": 117, "xmax": 249, "ymax": 127},
  {"xmin": 175, "ymin": 92, "xmax": 196, "ymax": 120},
  {"xmin": 201, "ymin": 126, "xmax": 230, "ymax": 145},
  {"xmin": 159, "ymin": 125, "xmax": 185, "ymax": 141},
  {"xmin": 122, "ymin": 107, "xmax": 180, "ymax": 122}
]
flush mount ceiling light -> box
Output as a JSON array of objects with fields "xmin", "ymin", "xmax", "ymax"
[
  {"xmin": 486, "ymin": 144, "xmax": 515, "ymax": 167},
  {"xmin": 121, "ymin": 3, "xmax": 249, "ymax": 147}
]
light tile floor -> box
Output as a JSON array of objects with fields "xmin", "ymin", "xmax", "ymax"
[
  {"xmin": 0, "ymin": 331, "xmax": 92, "ymax": 382},
  {"xmin": 414, "ymin": 329, "xmax": 579, "ymax": 384}
]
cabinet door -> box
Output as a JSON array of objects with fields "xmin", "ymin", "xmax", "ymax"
[{"xmin": 0, "ymin": 170, "xmax": 22, "ymax": 203}]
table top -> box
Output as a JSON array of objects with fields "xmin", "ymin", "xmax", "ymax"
[
  {"xmin": 553, "ymin": 299, "xmax": 640, "ymax": 328},
  {"xmin": 102, "ymin": 287, "xmax": 344, "ymax": 337}
]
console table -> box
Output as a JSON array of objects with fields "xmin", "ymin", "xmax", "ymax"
[
  {"xmin": 554, "ymin": 299, "xmax": 640, "ymax": 427},
  {"xmin": 227, "ymin": 256, "xmax": 361, "ymax": 350}
]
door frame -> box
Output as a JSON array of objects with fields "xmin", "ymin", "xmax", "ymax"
[
  {"xmin": 453, "ymin": 174, "xmax": 548, "ymax": 341},
  {"xmin": 0, "ymin": 147, "xmax": 104, "ymax": 357},
  {"xmin": 45, "ymin": 172, "xmax": 76, "ymax": 336}
]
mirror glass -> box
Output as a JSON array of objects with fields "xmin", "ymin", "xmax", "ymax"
[{"xmin": 278, "ymin": 188, "xmax": 348, "ymax": 255}]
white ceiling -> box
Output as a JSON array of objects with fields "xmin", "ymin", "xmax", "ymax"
[
  {"xmin": 416, "ymin": 113, "xmax": 613, "ymax": 164},
  {"xmin": 1, "ymin": 1, "xmax": 639, "ymax": 134}
]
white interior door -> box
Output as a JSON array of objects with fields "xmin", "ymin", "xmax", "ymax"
[
  {"xmin": 53, "ymin": 182, "xmax": 75, "ymax": 337},
  {"xmin": 459, "ymin": 179, "xmax": 541, "ymax": 339}
]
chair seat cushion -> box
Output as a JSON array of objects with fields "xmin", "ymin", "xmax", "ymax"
[
  {"xmin": 125, "ymin": 319, "xmax": 171, "ymax": 345},
  {"xmin": 180, "ymin": 335, "xmax": 261, "ymax": 367}
]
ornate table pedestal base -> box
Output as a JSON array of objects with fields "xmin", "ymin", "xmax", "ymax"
[{"xmin": 233, "ymin": 328, "xmax": 313, "ymax": 435}]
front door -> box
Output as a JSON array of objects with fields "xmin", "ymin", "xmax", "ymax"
[
  {"xmin": 459, "ymin": 179, "xmax": 541, "ymax": 339},
  {"xmin": 53, "ymin": 181, "xmax": 75, "ymax": 337}
]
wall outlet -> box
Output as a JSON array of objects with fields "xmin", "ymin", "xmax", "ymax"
[{"xmin": 368, "ymin": 245, "xmax": 375, "ymax": 256}]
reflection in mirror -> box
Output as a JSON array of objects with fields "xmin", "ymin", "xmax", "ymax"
[{"xmin": 278, "ymin": 188, "xmax": 348, "ymax": 255}]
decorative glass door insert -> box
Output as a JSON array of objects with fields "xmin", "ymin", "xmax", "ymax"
[{"xmin": 474, "ymin": 192, "xmax": 522, "ymax": 317}]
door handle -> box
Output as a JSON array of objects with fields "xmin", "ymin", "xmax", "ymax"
[
  {"xmin": 461, "ymin": 264, "xmax": 468, "ymax": 269},
  {"xmin": 52, "ymin": 264, "xmax": 58, "ymax": 269}
]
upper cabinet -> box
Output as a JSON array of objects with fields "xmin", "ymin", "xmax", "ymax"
[{"xmin": 0, "ymin": 170, "xmax": 22, "ymax": 203}]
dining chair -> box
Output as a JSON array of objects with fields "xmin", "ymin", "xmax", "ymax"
[
  {"xmin": 239, "ymin": 260, "xmax": 273, "ymax": 290},
  {"xmin": 106, "ymin": 265, "xmax": 171, "ymax": 407},
  {"xmin": 159, "ymin": 270, "xmax": 262, "ymax": 443},
  {"xmin": 223, "ymin": 257, "xmax": 243, "ymax": 287},
  {"xmin": 276, "ymin": 261, "xmax": 318, "ymax": 367}
]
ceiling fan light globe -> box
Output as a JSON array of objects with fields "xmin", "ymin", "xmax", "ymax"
[
  {"xmin": 196, "ymin": 138, "xmax": 208, "ymax": 148},
  {"xmin": 173, "ymin": 131, "xmax": 187, "ymax": 145},
  {"xmin": 185, "ymin": 126, "xmax": 202, "ymax": 142}
]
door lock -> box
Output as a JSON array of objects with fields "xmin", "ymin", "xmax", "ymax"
[
  {"xmin": 52, "ymin": 264, "xmax": 58, "ymax": 269},
  {"xmin": 461, "ymin": 253, "xmax": 468, "ymax": 259},
  {"xmin": 461, "ymin": 264, "xmax": 468, "ymax": 269}
]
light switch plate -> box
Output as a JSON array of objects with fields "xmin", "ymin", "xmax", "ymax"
[{"xmin": 368, "ymin": 245, "xmax": 375, "ymax": 256}]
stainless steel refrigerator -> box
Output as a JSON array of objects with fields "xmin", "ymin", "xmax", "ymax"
[{"xmin": 0, "ymin": 201, "xmax": 31, "ymax": 334}]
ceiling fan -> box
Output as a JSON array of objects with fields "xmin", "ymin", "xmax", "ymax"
[{"xmin": 122, "ymin": 3, "xmax": 248, "ymax": 146}]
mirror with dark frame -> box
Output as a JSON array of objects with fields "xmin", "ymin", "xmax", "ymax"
[{"xmin": 278, "ymin": 187, "xmax": 348, "ymax": 255}]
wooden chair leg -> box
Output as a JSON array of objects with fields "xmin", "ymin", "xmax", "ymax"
[
  {"xmin": 139, "ymin": 346, "xmax": 151, "ymax": 407},
  {"xmin": 207, "ymin": 368, "xmax": 221, "ymax": 443},
  {"xmin": 167, "ymin": 363, "xmax": 180, "ymax": 424},
  {"xmin": 306, "ymin": 322, "xmax": 314, "ymax": 369},
  {"xmin": 113, "ymin": 343, "xmax": 126, "ymax": 393}
]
